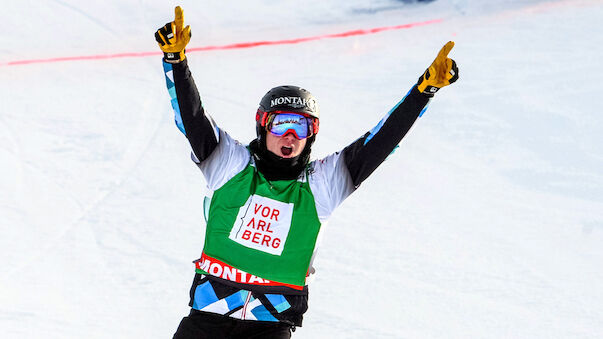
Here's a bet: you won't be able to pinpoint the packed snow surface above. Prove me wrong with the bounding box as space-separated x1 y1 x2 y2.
1 0 602 338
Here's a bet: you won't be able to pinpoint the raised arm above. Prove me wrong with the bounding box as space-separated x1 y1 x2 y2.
343 41 459 188
156 6 219 162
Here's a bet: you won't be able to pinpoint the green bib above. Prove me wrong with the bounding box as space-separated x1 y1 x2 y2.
199 164 322 287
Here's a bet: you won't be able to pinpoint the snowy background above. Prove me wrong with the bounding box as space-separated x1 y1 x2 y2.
1 0 602 338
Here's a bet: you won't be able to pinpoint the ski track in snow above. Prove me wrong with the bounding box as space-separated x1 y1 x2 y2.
2 67 165 280
50 0 117 35
0 114 25 207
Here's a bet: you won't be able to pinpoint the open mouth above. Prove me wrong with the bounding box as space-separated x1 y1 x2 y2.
281 146 293 156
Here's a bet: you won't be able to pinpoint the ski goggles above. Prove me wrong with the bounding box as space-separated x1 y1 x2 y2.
257 111 319 140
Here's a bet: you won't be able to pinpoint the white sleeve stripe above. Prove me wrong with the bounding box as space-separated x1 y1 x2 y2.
206 112 220 143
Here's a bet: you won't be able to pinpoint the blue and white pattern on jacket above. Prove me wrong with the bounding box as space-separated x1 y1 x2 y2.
163 61 186 135
192 281 292 322
364 86 429 145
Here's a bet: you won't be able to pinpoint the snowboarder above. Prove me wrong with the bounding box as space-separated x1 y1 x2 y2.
156 6 458 339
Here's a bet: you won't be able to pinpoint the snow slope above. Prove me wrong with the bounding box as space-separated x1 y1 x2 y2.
1 0 602 338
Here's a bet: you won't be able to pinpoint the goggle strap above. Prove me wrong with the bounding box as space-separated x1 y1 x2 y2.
256 110 270 128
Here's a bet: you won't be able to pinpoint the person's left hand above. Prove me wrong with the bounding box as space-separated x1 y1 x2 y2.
417 41 459 96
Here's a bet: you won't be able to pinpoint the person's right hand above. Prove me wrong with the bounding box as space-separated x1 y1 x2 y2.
155 6 191 63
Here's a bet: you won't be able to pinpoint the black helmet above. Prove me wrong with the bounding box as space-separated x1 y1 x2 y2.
251 86 319 179
255 85 319 138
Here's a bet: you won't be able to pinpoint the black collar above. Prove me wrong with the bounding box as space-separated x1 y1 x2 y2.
249 139 311 181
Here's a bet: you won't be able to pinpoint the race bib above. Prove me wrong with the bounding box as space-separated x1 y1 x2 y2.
229 195 294 256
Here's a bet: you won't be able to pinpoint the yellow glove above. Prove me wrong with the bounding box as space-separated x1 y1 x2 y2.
155 6 191 62
417 41 459 96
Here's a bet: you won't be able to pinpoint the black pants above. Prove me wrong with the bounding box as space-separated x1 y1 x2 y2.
173 309 293 339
